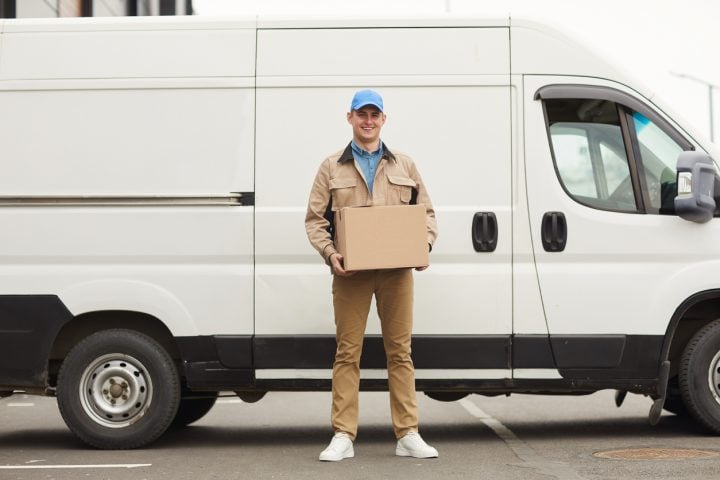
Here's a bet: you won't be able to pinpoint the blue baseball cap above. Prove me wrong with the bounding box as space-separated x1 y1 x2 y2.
350 89 384 112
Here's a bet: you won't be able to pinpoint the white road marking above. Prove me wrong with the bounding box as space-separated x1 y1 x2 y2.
0 464 151 470
216 399 244 404
459 398 588 480
6 403 34 407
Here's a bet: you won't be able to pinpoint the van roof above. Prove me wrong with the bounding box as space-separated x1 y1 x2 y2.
0 14 651 101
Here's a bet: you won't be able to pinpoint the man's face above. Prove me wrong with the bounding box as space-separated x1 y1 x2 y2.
347 106 386 146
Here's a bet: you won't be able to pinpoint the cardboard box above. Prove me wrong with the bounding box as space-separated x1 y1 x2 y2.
336 205 429 271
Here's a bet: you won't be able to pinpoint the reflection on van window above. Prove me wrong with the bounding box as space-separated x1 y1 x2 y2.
546 99 637 212
632 112 683 214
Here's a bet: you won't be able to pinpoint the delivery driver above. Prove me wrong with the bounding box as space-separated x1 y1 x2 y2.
305 89 439 461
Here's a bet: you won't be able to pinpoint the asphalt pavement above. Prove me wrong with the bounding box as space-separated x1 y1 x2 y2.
1 389 719 479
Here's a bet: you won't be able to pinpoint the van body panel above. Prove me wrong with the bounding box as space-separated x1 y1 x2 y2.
510 19 651 99
255 81 512 339
257 27 509 77
0 20 256 79
0 207 254 337
0 295 73 388
0 87 255 195
256 16 510 29
523 75 720 338
509 75 549 337
253 26 513 381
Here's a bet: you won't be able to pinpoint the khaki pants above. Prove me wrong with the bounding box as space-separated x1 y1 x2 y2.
331 268 418 440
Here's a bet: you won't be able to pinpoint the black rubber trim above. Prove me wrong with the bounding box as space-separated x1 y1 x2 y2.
172 333 664 392
513 335 555 368
237 192 255 206
551 335 626 368
253 335 511 369
0 0 17 18
214 335 253 369
80 0 92 16
176 336 219 363
555 335 663 380
252 378 658 396
534 84 693 151
0 295 73 388
177 333 662 373
176 336 253 389
183 361 253 390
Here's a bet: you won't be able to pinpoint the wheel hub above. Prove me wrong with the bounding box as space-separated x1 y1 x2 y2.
79 354 153 428
710 350 720 405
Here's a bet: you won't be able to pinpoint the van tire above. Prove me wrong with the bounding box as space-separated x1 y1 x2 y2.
56 329 180 449
172 393 218 427
679 319 720 433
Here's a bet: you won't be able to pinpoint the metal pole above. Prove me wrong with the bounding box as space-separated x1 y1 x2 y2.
670 72 719 143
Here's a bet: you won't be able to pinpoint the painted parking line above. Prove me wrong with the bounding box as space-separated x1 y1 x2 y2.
216 399 244 404
459 398 588 480
6 403 34 407
0 464 151 470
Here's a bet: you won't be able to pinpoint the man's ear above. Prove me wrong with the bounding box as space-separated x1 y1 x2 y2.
347 111 353 124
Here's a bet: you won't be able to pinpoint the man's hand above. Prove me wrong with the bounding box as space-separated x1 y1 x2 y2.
416 243 432 270
330 253 355 276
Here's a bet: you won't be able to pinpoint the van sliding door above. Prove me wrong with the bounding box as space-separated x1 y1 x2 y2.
253 25 514 386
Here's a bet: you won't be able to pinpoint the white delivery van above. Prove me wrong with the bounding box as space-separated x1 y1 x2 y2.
1 14 720 449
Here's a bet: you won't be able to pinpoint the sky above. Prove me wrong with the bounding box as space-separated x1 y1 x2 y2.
192 0 720 144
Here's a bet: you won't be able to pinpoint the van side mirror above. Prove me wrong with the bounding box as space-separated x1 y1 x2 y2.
674 152 720 223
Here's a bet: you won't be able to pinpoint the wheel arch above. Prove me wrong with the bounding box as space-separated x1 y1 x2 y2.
661 289 720 373
48 310 181 387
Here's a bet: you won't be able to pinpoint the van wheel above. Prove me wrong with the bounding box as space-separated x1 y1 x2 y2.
172 392 218 427
56 329 180 449
424 391 469 402
679 319 720 433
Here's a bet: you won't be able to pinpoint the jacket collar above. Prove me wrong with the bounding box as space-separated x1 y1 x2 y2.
338 141 396 164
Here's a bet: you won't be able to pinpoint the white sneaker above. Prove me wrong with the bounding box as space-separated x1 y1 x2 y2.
319 432 354 462
396 431 439 458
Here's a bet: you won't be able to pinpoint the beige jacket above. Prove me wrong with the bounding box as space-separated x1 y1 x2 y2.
305 142 438 263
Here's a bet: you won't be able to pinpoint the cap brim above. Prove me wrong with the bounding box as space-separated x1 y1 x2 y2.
352 102 383 111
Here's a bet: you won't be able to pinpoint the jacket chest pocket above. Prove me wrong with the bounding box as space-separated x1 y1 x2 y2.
387 175 417 204
329 177 359 210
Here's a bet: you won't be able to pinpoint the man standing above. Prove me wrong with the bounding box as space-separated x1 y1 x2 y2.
305 89 439 462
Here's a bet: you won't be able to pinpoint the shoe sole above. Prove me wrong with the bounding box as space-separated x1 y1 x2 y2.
319 450 355 462
395 446 438 458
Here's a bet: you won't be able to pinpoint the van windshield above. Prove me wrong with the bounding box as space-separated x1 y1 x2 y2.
632 112 683 214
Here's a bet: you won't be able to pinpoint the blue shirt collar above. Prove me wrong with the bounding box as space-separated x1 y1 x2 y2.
351 139 383 157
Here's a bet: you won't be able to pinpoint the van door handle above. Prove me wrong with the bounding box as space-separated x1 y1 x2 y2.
471 212 497 252
541 212 567 252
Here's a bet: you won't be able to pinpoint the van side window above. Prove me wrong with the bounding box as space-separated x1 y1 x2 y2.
632 112 683 214
545 99 637 212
